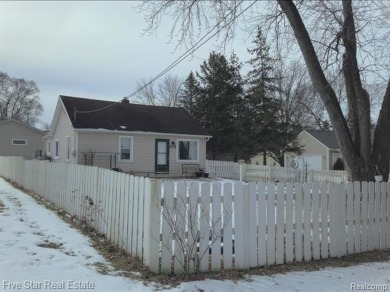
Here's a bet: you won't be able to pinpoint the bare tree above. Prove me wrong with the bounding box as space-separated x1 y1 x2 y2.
134 74 183 107
139 1 390 181
0 72 43 126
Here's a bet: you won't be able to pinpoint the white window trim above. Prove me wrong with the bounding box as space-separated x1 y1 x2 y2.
54 139 60 159
47 141 51 155
119 136 134 162
176 139 200 162
12 139 27 145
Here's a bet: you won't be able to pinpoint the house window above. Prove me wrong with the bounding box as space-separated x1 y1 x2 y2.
66 136 71 160
12 139 27 145
47 141 51 154
177 139 199 161
55 139 59 159
119 136 133 161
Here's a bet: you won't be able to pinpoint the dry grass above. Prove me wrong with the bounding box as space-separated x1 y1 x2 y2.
4 178 390 287
0 199 5 212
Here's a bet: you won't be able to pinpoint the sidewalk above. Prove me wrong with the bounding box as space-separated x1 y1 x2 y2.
0 177 389 292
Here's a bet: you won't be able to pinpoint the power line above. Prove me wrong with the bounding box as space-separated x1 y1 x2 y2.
74 1 256 117
126 0 257 100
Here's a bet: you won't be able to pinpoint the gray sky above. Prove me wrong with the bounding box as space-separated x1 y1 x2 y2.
0 1 250 129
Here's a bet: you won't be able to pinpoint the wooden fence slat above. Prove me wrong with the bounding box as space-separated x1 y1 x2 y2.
132 177 140 255
303 184 312 261
368 182 375 251
199 182 211 272
380 182 387 249
186 182 200 274
234 182 250 269
312 183 320 260
144 179 161 273
285 183 294 263
266 183 276 265
346 182 354 254
137 177 145 258
374 182 381 249
173 182 186 274
276 182 285 265
361 181 369 252
320 183 329 259
257 183 267 266
248 182 258 267
354 182 362 253
222 182 233 270
211 183 222 271
161 181 174 274
294 183 303 262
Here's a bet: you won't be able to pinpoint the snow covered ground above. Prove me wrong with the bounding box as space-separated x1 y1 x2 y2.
1 177 389 292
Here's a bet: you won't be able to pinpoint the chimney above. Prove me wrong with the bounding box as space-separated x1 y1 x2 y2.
121 97 129 104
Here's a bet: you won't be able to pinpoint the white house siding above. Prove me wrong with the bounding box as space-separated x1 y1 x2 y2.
0 120 45 159
286 131 328 170
77 131 207 175
47 108 77 163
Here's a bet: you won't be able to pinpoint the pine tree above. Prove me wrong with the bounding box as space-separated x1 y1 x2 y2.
245 27 281 164
194 51 245 159
178 71 200 117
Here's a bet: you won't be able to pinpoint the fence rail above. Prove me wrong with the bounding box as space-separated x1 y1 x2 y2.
206 159 348 183
0 156 388 275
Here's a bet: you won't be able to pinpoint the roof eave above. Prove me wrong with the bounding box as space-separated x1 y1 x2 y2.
74 127 211 138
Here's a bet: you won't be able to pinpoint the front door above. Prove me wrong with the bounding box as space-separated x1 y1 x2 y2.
155 139 169 173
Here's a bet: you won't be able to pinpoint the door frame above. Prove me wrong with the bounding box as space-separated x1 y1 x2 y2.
155 139 170 173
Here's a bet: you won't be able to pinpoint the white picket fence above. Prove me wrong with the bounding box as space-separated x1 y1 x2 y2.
0 157 152 265
0 156 389 275
206 159 348 183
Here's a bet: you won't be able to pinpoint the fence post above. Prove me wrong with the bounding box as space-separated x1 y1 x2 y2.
143 179 161 273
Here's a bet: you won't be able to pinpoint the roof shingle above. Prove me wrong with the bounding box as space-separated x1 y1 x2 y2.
60 95 210 136
306 130 339 149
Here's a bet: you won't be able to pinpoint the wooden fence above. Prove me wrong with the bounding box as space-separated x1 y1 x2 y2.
206 159 348 183
0 157 389 275
0 157 152 265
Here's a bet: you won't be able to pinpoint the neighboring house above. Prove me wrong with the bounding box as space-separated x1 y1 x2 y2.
285 130 341 171
0 119 46 159
250 153 280 167
44 95 211 176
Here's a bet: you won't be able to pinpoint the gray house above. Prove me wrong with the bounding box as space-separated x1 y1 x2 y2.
45 95 211 176
0 119 46 159
285 130 342 171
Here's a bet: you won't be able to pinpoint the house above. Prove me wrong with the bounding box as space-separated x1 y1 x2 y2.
250 153 280 167
285 130 341 170
44 95 211 176
0 119 46 159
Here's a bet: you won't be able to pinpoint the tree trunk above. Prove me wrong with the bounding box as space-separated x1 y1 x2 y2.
341 0 371 169
277 0 368 181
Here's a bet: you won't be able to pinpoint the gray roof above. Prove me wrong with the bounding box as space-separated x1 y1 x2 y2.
306 130 340 149
60 95 210 136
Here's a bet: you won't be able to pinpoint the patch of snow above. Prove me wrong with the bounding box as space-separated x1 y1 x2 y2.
1 177 389 292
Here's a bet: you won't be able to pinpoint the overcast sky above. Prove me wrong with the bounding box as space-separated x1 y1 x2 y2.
0 1 251 129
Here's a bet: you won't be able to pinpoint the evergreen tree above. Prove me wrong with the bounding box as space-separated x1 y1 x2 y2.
194 51 245 160
178 71 200 117
245 27 280 164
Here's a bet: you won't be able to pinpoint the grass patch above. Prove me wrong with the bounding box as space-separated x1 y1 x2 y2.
0 199 5 212
37 241 63 249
